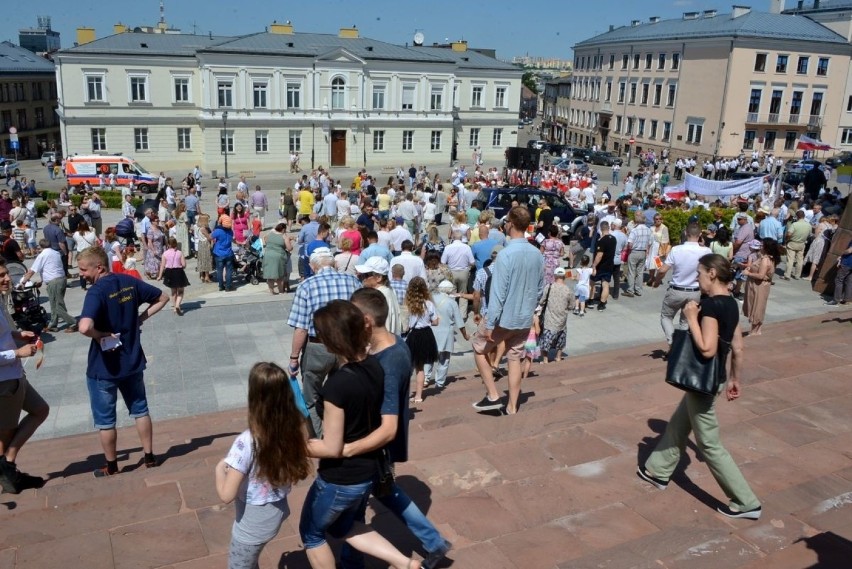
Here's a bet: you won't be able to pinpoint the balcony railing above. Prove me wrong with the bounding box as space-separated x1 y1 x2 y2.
745 113 822 127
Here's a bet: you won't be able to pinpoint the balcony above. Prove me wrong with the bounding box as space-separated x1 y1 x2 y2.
745 113 822 128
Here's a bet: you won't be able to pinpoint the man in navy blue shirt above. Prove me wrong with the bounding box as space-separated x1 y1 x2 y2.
77 246 169 478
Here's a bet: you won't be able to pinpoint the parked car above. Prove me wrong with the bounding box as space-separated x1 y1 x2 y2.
527 140 547 150
588 151 623 166
825 152 852 168
40 151 57 166
476 186 584 244
0 158 21 177
554 158 589 173
572 147 593 161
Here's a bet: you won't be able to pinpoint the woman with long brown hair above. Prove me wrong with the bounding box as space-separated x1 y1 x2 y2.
405 277 439 403
215 362 312 569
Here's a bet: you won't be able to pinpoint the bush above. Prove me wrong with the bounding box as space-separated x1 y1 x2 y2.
43 192 144 210
658 207 737 245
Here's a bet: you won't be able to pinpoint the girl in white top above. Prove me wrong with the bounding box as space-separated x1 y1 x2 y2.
573 255 593 317
215 363 312 569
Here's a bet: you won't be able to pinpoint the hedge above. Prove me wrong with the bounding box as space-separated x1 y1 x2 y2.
656 207 737 245
42 192 144 211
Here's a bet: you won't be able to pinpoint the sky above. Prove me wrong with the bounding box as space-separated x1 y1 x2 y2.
4 0 739 61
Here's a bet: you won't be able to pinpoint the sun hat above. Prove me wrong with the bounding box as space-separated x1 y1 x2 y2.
354 257 389 275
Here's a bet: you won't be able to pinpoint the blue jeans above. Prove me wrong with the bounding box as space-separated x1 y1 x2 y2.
612 172 619 185
340 480 447 569
86 372 149 430
299 475 373 549
214 254 235 290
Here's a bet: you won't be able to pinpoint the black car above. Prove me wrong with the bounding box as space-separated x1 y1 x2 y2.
825 152 852 168
475 186 585 243
572 147 593 161
588 151 623 166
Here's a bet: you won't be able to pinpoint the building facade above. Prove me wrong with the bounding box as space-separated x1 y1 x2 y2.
54 24 522 174
0 41 60 158
567 6 849 161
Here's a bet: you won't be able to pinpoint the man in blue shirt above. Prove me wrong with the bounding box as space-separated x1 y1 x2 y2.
471 207 544 415
296 213 320 279
757 209 784 243
77 246 169 478
470 225 500 270
359 231 394 264
210 215 236 291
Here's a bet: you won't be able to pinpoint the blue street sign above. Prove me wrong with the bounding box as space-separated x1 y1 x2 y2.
9 140 19 150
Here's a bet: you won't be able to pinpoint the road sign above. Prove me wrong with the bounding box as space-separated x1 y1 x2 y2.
8 127 16 134
9 140 19 150
629 137 635 145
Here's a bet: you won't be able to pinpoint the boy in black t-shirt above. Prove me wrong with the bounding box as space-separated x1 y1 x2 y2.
590 221 617 311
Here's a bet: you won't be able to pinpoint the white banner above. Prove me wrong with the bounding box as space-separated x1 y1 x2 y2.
682 173 765 197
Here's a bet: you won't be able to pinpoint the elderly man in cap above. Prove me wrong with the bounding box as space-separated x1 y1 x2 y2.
425 280 469 389
354 256 401 336
287 247 361 437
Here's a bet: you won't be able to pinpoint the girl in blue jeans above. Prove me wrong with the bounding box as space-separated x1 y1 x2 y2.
300 300 420 569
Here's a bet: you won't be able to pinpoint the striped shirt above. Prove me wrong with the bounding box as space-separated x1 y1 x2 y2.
286 267 361 336
389 278 408 305
627 224 652 251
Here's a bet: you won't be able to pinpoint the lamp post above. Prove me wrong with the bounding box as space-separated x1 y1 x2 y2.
222 111 229 178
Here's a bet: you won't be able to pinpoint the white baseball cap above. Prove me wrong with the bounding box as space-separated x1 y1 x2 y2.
354 257 390 275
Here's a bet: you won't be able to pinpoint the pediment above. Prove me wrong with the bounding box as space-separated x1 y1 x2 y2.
316 48 365 65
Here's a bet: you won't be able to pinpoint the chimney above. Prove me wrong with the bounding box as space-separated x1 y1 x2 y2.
76 27 96 45
631 19 641 27
769 0 785 13
731 5 752 18
683 11 700 19
703 9 718 17
649 16 661 23
269 20 294 34
797 0 803 7
114 23 127 34
814 0 821 7
608 24 615 31
451 40 468 52
338 26 359 39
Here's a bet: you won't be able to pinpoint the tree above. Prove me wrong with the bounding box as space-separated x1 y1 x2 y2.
522 71 538 94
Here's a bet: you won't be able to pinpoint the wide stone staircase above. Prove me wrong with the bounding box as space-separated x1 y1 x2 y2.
2 309 852 568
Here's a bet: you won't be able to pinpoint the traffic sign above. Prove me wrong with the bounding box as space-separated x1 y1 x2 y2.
9 140 19 150
8 127 16 134
629 137 635 145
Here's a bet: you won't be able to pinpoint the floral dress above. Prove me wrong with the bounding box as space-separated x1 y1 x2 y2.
541 237 564 286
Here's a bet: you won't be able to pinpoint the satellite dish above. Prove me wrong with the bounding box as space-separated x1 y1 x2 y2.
413 31 424 46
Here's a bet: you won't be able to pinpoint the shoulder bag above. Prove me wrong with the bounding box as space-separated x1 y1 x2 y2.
620 242 633 263
538 284 552 324
665 329 729 396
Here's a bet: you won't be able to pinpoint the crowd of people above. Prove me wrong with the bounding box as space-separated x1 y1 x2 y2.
0 152 849 568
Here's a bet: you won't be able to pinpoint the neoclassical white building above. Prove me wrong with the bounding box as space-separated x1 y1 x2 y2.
54 23 522 175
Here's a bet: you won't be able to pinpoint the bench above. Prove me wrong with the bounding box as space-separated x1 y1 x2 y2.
381 166 397 174
239 170 256 179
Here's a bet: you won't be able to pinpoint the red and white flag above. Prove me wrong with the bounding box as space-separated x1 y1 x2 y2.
796 135 832 151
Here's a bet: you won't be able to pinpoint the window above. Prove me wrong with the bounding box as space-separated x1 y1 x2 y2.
609 54 615 70
662 121 671 141
177 128 191 151
666 84 677 106
784 131 797 151
754 53 767 72
16 110 27 131
402 130 414 151
842 129 852 145
285 82 301 109
743 131 756 149
255 130 268 153
671 53 680 70
621 54 629 69
217 81 233 108
769 89 783 119
253 82 268 109
469 127 480 147
220 130 234 153
645 53 652 69
637 118 645 137
492 128 502 147
764 130 777 150
626 117 634 135
650 120 658 139
331 77 345 110
431 130 442 151
658 53 666 70
791 91 803 118
776 55 788 73
605 81 612 102
748 88 762 114
848 96 852 112
289 130 302 152
495 86 507 108
817 57 829 76
797 56 809 74
401 84 415 110
629 82 637 104
633 53 640 69
133 128 149 151
85 75 105 102
0 111 10 132
471 85 483 107
31 82 43 101
371 84 385 110
173 77 190 102
618 82 626 103
810 92 823 117
431 85 444 110
641 83 649 105
34 108 44 129
615 115 622 133
653 84 662 106
129 75 148 102
687 123 703 144
372 130 385 151
91 128 106 152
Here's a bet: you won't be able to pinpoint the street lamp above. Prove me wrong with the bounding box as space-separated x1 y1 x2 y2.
222 111 229 179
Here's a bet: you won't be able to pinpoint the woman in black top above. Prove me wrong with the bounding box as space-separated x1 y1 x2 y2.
299 300 421 569
637 254 762 520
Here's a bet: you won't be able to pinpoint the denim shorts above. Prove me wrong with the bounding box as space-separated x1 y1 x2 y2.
298 475 373 549
86 372 149 430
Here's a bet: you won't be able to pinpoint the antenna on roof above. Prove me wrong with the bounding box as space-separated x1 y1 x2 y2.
159 0 165 25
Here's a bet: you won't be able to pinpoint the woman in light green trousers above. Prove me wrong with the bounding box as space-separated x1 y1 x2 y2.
638 253 762 520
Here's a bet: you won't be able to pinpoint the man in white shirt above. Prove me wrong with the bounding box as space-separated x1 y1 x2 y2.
236 176 248 195
19 239 77 332
388 218 413 254
321 189 338 220
391 240 426 281
336 190 350 223
165 182 176 212
582 185 596 213
650 223 712 349
442 230 476 315
397 194 418 235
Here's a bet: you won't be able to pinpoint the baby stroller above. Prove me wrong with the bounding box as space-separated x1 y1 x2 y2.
115 217 138 246
235 235 264 285
5 263 49 333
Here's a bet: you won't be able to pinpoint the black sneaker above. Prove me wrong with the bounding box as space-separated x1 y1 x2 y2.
597 302 607 311
636 467 668 490
716 504 762 520
825 300 839 306
0 457 44 494
472 395 503 412
422 541 452 569
586 300 598 308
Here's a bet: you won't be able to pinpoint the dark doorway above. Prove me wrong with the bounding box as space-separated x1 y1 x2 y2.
331 130 347 166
